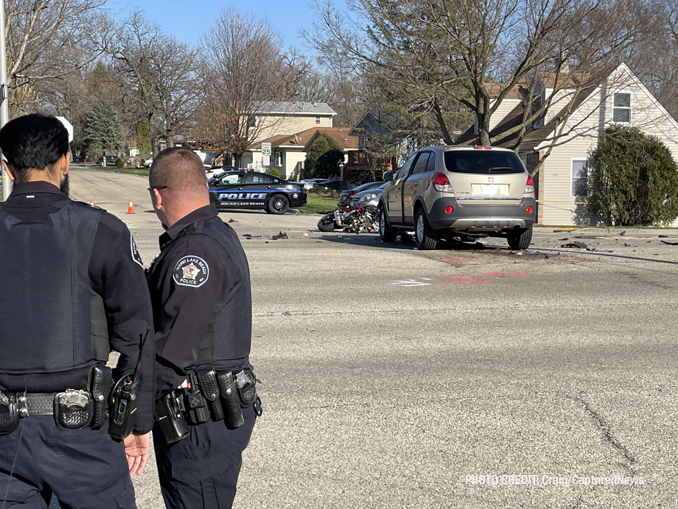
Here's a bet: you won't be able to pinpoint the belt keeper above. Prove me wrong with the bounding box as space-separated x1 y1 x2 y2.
17 393 29 418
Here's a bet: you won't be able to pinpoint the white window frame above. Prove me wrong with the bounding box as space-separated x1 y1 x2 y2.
611 91 632 124
315 116 321 124
530 87 546 129
570 158 589 197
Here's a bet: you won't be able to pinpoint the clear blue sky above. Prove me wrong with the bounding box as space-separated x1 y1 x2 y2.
104 0 321 49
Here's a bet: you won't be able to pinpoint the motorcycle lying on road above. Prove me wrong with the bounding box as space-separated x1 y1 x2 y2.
317 203 380 234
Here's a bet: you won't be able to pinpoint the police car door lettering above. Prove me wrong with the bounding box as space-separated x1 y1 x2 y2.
217 192 266 201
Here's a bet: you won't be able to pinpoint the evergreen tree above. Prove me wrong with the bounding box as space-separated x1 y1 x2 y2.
587 125 678 226
83 97 125 159
305 134 344 179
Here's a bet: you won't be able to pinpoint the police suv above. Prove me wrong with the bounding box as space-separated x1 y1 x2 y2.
208 171 307 214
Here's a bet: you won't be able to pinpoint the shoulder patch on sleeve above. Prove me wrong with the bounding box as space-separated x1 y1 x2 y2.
131 233 144 268
173 255 209 288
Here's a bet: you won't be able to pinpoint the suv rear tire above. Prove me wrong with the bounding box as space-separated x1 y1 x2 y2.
507 227 533 250
415 209 438 250
379 207 397 242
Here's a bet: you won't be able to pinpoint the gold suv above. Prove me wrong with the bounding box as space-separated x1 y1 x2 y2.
379 146 536 250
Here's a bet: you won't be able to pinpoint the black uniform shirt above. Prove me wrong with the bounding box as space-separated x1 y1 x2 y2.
147 204 252 398
0 182 155 433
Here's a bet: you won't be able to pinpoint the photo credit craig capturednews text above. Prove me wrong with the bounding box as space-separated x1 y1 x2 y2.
464 474 645 486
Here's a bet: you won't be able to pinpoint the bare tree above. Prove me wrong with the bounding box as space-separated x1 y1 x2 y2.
626 0 678 119
305 0 654 151
5 0 109 115
194 9 295 165
109 10 199 154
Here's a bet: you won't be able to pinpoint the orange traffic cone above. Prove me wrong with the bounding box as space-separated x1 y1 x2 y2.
127 199 135 214
90 199 94 207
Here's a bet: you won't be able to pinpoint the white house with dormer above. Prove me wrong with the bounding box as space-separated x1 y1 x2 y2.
457 63 678 225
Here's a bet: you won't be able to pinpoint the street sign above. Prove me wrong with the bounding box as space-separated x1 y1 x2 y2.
261 143 272 156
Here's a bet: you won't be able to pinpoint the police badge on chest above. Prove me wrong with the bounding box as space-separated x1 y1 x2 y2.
173 256 209 288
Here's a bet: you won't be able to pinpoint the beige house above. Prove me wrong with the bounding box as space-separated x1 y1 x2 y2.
239 102 337 171
457 63 678 225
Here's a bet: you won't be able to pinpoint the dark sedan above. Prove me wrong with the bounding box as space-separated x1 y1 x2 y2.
208 171 306 214
320 180 355 191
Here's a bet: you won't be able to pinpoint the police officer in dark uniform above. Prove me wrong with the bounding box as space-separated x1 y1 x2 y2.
146 147 259 509
0 114 155 508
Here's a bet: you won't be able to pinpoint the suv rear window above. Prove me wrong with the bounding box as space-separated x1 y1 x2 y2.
444 150 525 174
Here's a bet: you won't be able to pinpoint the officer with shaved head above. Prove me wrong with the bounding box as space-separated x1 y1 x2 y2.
146 147 260 509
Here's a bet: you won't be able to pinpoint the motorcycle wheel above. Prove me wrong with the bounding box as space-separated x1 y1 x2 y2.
318 213 337 232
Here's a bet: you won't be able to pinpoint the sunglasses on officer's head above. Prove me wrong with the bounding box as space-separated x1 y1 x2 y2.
147 186 168 191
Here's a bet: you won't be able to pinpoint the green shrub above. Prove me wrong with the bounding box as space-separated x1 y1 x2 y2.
266 168 281 177
587 125 678 226
115 158 125 168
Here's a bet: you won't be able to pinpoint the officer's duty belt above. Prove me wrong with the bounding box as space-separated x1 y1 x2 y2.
1 392 56 416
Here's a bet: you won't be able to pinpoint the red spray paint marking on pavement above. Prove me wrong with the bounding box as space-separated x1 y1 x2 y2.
479 272 528 277
444 258 475 263
445 276 492 283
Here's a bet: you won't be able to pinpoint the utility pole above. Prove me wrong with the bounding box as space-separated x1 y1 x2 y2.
0 1 10 201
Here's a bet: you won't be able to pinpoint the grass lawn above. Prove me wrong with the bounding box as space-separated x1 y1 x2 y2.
92 165 149 177
296 194 338 215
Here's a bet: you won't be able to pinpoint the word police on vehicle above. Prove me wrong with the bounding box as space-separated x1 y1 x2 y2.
208 170 306 214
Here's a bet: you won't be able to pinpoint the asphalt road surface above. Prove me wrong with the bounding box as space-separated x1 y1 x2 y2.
61 166 678 508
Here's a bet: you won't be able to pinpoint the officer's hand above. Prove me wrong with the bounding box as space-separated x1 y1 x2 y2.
123 432 150 477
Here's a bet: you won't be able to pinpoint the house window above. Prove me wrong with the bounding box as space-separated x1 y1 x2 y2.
248 116 257 128
315 116 321 124
571 160 588 196
613 93 631 123
530 88 545 129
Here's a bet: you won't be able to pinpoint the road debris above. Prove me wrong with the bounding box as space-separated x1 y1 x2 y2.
228 218 238 223
560 242 588 249
271 231 288 240
660 240 678 246
272 311 303 316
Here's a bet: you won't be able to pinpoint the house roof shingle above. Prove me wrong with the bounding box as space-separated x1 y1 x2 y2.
251 101 337 116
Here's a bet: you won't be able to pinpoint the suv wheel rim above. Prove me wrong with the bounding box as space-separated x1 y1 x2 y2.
416 215 424 242
380 211 386 233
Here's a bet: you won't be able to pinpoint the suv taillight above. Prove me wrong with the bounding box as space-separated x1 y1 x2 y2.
433 172 453 193
524 175 534 195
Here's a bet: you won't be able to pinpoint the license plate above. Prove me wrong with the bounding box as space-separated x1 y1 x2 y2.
472 184 509 196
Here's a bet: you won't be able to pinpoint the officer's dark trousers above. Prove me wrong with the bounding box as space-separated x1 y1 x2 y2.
0 416 136 508
153 404 256 509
